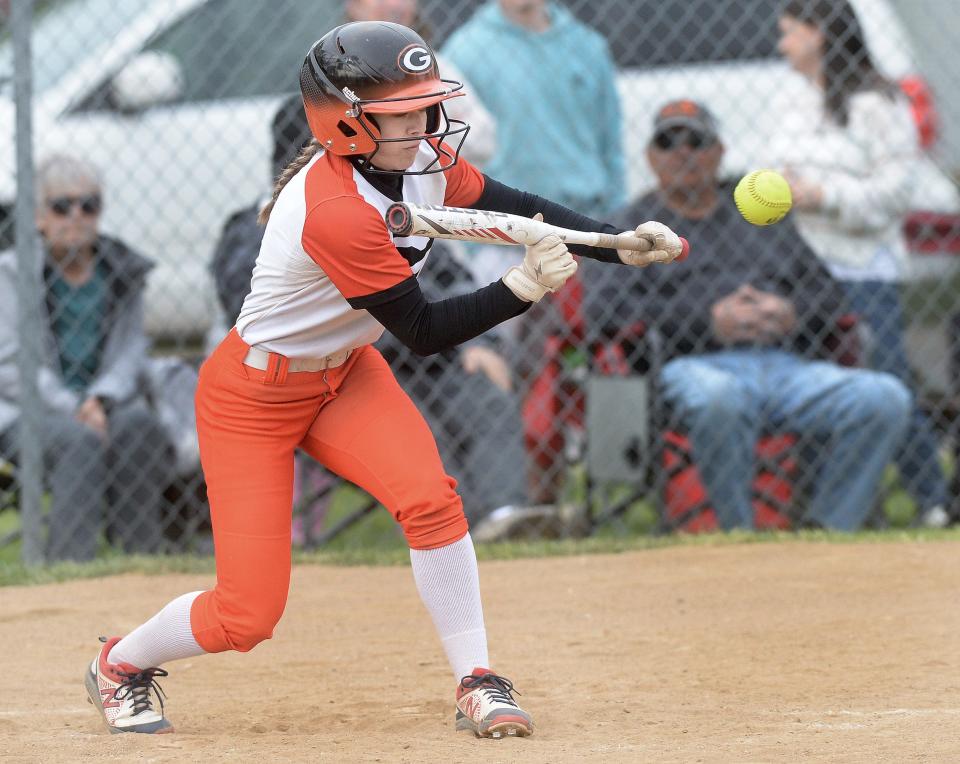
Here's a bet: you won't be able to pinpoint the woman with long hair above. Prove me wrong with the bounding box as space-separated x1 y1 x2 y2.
773 0 950 529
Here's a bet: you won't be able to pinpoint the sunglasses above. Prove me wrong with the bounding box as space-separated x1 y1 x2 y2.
47 194 102 217
651 128 715 151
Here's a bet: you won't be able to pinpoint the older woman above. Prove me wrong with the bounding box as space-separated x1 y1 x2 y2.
0 153 173 561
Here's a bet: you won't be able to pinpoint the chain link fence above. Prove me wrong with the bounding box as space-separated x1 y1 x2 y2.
2 0 959 563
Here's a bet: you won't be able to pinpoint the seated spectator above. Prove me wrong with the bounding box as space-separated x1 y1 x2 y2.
374 239 557 539
0 153 173 561
582 101 911 531
211 94 555 543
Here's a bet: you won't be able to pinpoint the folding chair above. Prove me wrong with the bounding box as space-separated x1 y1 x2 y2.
583 316 865 534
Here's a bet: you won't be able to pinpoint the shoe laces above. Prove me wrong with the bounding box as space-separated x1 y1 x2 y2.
459 672 521 707
114 667 169 717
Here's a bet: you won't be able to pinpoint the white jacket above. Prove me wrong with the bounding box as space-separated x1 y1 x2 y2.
768 81 918 280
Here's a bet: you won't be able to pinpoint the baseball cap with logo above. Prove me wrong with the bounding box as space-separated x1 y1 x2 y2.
651 100 719 143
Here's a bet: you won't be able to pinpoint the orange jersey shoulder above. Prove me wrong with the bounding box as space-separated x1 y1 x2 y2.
301 153 413 300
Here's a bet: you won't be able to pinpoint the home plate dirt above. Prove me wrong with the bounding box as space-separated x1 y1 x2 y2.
2 539 958 762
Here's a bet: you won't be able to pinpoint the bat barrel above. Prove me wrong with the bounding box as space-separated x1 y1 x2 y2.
386 202 413 237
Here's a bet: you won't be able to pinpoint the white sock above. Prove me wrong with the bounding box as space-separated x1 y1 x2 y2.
410 533 489 683
108 591 207 669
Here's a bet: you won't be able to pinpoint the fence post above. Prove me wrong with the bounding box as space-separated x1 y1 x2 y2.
12 0 44 566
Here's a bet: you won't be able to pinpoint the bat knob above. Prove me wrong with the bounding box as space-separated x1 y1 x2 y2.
386 203 413 237
676 237 690 262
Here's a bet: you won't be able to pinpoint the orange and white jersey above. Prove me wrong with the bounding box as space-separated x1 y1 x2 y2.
236 142 484 358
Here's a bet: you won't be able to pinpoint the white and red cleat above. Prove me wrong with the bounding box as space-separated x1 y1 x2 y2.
455 668 533 739
84 636 173 734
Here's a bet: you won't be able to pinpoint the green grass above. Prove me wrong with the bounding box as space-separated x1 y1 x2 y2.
0 508 20 565
2 521 958 587
1 456 957 587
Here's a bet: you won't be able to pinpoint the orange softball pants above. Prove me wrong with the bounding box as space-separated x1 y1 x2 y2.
190 329 467 653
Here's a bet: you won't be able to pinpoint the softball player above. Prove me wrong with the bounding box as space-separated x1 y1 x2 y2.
84 21 683 739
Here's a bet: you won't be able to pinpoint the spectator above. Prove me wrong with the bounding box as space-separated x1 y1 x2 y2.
442 0 624 216
0 153 173 561
582 100 911 531
443 0 626 503
771 0 951 528
375 239 562 541
344 0 497 167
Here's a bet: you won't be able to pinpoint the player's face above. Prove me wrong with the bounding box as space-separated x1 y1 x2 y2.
777 15 824 78
37 179 102 255
369 108 429 170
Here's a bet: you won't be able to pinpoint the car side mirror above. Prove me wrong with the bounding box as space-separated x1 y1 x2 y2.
110 51 183 113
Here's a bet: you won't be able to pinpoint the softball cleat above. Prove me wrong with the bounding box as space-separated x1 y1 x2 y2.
455 668 532 739
85 636 174 734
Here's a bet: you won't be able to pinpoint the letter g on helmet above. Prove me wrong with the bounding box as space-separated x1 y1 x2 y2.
399 44 433 74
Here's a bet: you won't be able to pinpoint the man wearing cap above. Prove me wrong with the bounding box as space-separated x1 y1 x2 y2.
581 100 911 532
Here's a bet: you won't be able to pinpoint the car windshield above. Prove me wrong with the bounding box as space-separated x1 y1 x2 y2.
0 0 143 93
426 0 782 68
578 0 783 68
144 0 340 102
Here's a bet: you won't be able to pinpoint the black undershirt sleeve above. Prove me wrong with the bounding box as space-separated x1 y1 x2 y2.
345 173 625 356
474 176 623 264
350 275 530 357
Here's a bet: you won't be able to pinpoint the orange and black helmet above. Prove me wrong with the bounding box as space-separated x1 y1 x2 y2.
300 22 468 174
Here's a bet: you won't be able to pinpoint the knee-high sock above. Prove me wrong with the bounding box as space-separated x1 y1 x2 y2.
409 532 489 682
109 591 207 668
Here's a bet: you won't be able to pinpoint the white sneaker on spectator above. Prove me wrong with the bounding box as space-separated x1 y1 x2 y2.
470 505 566 543
919 504 950 529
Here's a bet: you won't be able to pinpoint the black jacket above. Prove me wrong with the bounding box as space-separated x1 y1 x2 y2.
210 202 263 326
582 185 850 361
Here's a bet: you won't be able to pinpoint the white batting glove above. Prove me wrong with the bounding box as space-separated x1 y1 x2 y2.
617 221 684 267
502 214 578 302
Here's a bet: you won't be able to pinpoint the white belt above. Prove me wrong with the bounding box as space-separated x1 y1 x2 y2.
243 346 351 372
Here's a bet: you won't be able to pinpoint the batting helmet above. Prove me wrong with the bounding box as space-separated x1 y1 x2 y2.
300 21 468 174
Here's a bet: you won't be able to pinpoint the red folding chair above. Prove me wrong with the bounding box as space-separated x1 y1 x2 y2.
584 316 863 534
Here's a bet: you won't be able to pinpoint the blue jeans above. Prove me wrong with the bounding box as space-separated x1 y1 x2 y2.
0 399 173 561
661 349 910 531
842 280 948 512
399 361 528 522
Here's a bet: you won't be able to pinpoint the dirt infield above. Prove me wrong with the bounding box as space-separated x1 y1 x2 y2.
3 539 959 762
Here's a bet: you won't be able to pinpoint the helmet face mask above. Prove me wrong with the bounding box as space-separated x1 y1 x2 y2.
300 22 470 175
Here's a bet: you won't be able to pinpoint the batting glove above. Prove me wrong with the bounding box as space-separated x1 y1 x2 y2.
502 214 578 302
617 221 684 267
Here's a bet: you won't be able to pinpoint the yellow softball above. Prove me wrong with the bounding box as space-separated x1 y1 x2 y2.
734 169 793 226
